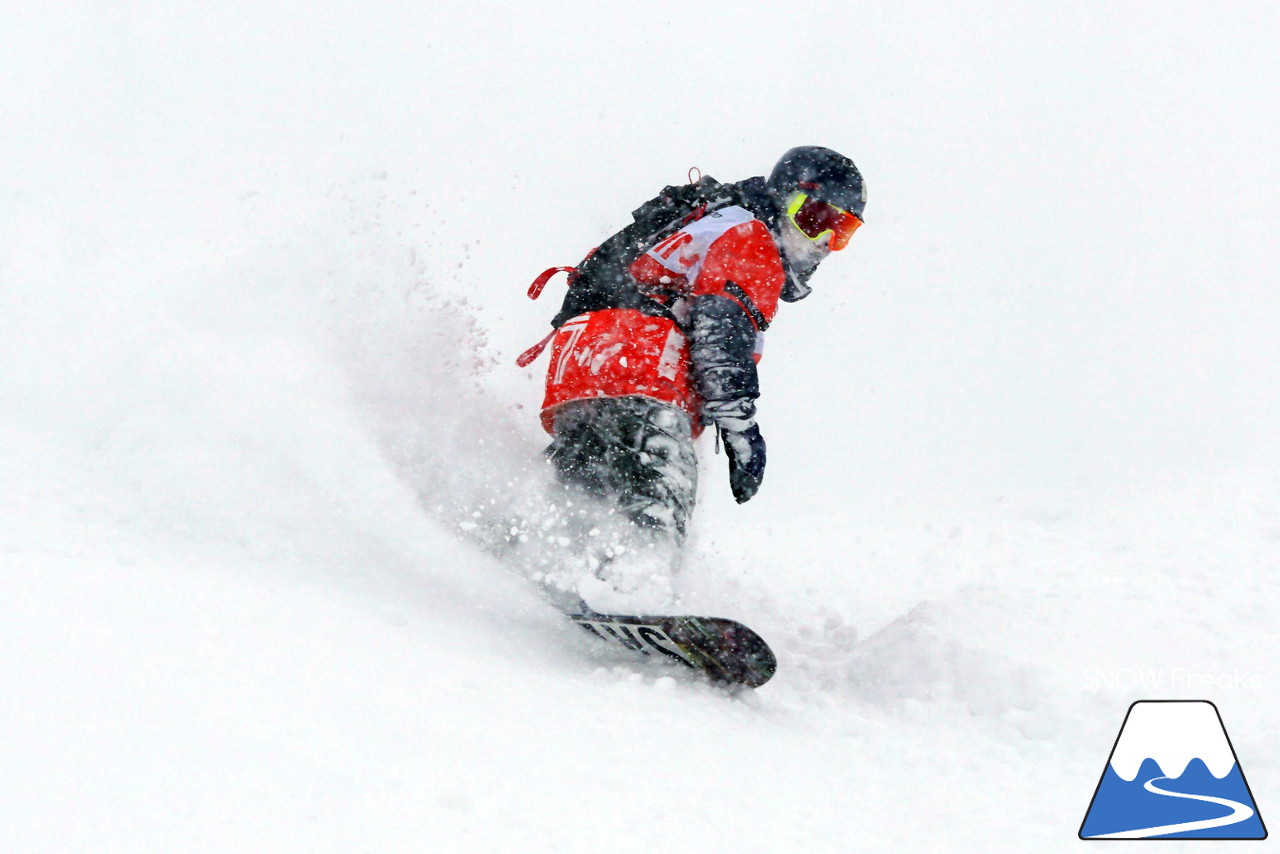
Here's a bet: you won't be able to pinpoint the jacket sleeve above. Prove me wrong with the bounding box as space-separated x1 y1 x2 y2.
688 293 759 431
685 219 784 431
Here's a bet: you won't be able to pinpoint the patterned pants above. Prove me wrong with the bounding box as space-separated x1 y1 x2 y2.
545 396 698 545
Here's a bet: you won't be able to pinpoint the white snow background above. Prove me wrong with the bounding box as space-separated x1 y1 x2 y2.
3 2 1279 850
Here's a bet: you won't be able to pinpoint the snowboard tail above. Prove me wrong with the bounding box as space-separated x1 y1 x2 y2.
567 609 777 688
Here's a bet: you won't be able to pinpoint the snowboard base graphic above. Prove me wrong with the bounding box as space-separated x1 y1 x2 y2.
566 608 777 689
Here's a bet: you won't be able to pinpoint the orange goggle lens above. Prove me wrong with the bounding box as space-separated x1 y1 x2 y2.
789 194 863 251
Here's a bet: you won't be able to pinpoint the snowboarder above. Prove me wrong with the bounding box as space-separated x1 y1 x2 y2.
523 146 865 597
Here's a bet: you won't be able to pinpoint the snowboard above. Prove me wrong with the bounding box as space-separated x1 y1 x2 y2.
566 606 777 689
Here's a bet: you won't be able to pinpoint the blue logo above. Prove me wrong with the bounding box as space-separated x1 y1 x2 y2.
1081 700 1266 839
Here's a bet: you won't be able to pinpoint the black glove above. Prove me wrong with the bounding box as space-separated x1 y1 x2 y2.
721 424 766 503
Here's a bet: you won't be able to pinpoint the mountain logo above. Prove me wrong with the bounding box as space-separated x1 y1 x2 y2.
1080 700 1266 840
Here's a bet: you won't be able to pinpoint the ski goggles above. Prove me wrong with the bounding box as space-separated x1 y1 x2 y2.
786 193 863 251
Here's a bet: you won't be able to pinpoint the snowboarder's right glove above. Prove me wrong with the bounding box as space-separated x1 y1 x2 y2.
722 423 766 503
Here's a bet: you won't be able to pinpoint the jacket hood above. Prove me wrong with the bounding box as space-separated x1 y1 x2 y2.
730 176 818 302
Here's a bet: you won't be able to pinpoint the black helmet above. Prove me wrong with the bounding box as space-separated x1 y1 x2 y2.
768 146 866 218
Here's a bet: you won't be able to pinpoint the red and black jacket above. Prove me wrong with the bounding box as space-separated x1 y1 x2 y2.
534 177 812 435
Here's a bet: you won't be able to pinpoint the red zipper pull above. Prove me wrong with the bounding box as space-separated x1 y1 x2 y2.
527 266 576 300
516 330 557 367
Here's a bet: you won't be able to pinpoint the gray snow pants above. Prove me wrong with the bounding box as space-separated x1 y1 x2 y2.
545 396 698 545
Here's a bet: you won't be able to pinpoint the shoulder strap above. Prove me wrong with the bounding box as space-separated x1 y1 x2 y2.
723 281 770 331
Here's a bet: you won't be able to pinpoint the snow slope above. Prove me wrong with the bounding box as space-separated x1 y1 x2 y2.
4 2 1279 851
